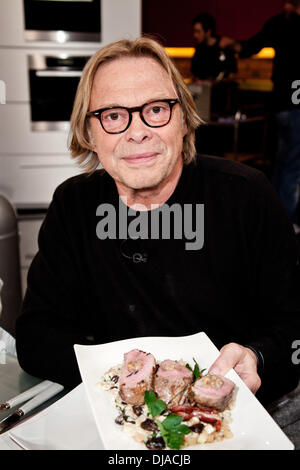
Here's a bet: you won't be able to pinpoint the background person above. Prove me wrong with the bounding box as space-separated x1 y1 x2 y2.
220 0 300 234
191 12 237 83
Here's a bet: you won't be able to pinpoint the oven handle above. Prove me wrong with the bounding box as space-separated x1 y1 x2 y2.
35 70 82 77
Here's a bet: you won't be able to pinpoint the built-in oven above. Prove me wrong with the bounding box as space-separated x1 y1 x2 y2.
23 0 101 43
28 54 90 131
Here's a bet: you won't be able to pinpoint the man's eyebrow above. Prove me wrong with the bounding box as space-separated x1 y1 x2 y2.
92 96 178 109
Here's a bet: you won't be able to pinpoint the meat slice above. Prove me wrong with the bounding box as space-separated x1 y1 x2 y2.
119 349 156 405
190 374 235 411
154 360 193 408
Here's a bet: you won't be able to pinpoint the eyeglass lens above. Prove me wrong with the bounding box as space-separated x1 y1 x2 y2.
100 101 172 133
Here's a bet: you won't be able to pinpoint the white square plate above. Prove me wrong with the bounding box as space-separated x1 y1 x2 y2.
74 331 294 450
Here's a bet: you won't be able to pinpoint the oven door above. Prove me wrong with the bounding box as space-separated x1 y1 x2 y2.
28 55 89 131
23 0 101 43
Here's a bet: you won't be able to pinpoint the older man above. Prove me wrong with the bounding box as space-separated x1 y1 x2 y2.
16 38 299 405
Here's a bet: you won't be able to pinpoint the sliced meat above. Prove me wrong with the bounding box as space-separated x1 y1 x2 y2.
154 360 193 407
119 349 156 405
190 374 235 411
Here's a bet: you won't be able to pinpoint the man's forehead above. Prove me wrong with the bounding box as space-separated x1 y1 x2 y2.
94 56 169 83
90 56 176 106
193 22 203 30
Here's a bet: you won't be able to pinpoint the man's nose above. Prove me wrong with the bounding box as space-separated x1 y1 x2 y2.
126 112 152 143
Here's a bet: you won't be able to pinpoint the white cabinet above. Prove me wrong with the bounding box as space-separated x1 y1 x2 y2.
0 155 81 206
0 0 25 47
0 104 72 154
0 49 29 102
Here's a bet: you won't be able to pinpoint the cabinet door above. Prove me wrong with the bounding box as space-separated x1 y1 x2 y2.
0 50 29 102
0 155 81 206
0 0 25 47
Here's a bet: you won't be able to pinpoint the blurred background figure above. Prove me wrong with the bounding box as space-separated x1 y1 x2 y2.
191 12 237 83
221 0 300 234
283 0 297 14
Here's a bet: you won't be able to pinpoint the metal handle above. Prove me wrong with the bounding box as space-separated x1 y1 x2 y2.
36 70 82 78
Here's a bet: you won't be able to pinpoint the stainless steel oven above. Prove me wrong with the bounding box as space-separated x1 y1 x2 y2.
28 54 90 131
23 0 101 43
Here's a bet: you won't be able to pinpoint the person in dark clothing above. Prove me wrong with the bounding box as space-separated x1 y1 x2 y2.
16 37 300 406
191 13 237 82
221 1 300 234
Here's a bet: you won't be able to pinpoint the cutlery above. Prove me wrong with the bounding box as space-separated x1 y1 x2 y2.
0 380 53 411
0 382 64 435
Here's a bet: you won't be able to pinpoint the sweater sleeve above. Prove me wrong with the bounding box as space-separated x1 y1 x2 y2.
16 184 93 389
244 171 300 403
239 17 276 58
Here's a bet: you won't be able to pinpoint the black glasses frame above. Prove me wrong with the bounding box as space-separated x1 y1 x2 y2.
86 98 180 134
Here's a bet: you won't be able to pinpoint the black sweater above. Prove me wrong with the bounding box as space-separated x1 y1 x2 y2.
16 155 300 404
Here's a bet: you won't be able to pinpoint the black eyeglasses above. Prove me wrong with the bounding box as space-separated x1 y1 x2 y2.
86 98 180 134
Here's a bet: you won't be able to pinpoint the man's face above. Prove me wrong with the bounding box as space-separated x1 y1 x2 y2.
283 1 295 15
88 57 187 193
193 22 208 44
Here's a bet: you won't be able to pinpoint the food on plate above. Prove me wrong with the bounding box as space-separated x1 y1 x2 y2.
99 349 236 449
119 349 156 405
190 374 236 411
154 359 193 407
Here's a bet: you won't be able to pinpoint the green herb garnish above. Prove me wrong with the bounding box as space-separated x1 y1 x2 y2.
144 392 192 449
144 390 166 418
156 414 191 450
186 358 206 382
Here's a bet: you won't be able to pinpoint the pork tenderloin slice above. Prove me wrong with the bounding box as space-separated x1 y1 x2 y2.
119 349 156 405
191 374 235 411
154 360 193 408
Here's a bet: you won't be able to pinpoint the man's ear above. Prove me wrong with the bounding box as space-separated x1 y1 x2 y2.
182 115 188 137
87 122 97 152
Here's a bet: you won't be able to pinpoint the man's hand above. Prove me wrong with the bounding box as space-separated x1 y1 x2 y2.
219 36 235 49
219 36 242 55
208 343 262 394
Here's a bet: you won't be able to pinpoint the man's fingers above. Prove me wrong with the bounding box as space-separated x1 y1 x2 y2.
208 343 243 376
208 343 261 394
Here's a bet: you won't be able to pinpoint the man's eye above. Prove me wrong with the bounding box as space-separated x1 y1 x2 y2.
151 106 163 114
107 112 121 121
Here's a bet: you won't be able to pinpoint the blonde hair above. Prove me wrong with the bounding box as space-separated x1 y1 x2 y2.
69 37 202 173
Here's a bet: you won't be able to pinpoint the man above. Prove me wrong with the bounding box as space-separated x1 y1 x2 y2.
221 1 300 234
191 13 237 82
16 37 299 406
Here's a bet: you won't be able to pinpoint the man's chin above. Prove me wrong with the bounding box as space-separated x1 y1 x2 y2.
119 171 166 192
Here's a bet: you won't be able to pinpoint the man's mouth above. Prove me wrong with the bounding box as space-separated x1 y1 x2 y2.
122 153 158 165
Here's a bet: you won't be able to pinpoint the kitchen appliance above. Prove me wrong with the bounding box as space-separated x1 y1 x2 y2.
28 53 90 131
23 0 101 43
